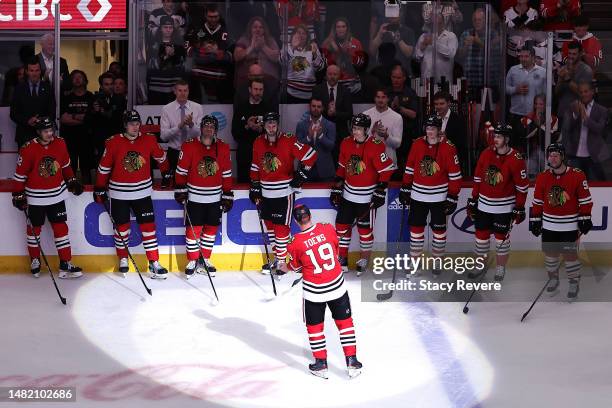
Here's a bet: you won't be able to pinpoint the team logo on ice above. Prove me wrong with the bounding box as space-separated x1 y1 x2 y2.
346 154 365 176
122 151 146 173
548 185 570 207
198 156 219 177
38 156 60 177
485 164 503 186
262 152 281 173
419 155 440 176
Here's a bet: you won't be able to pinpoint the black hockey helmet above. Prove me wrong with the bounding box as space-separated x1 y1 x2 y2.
263 112 280 123
546 142 565 161
200 114 219 131
493 123 513 138
123 110 141 127
351 113 371 129
423 114 442 131
36 116 55 132
293 203 311 224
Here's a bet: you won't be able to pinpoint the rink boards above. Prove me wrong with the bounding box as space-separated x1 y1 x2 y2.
0 186 610 272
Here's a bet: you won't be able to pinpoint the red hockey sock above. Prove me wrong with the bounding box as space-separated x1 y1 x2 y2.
357 226 373 254
114 223 130 259
474 229 490 258
26 225 42 260
307 323 327 359
185 225 203 261
200 225 218 259
273 224 291 259
431 229 447 258
263 220 276 253
335 317 357 357
494 231 510 266
140 222 159 261
409 225 425 257
336 223 351 258
51 222 71 262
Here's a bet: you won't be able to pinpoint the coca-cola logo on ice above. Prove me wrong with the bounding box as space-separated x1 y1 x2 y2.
0 1 126 29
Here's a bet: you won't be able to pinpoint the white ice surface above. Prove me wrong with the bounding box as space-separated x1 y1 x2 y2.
1 270 611 408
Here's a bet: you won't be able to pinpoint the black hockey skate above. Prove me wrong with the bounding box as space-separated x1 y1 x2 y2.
467 262 487 279
118 258 129 275
308 358 328 379
338 255 348 272
185 260 197 279
30 258 41 278
547 277 560 295
346 355 363 378
58 261 83 279
149 261 168 279
567 279 579 301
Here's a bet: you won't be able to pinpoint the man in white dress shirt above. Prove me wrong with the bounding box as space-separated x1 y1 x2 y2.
415 14 458 82
160 80 204 184
362 87 403 166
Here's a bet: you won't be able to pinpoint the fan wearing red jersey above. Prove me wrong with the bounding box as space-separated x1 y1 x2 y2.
399 115 462 277
174 115 233 279
93 110 171 279
249 112 317 274
287 204 362 379
330 113 396 276
467 124 529 282
529 143 592 301
12 117 84 279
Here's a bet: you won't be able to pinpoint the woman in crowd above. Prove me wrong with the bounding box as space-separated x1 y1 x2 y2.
234 16 280 88
321 17 365 96
521 94 559 176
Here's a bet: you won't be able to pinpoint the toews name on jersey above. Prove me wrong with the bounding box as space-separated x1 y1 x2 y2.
96 133 169 200
13 137 74 206
287 222 347 302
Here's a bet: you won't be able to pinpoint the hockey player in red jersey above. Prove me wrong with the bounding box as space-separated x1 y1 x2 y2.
287 204 362 379
399 115 462 277
467 124 529 281
93 110 171 279
330 113 396 275
249 112 317 274
529 143 592 300
12 117 84 278
174 115 233 279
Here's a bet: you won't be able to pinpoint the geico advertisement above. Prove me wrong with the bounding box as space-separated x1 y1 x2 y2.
0 187 608 256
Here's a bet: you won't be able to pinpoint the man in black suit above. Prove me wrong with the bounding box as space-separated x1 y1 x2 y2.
312 64 353 167
10 57 55 148
37 33 70 93
433 91 469 173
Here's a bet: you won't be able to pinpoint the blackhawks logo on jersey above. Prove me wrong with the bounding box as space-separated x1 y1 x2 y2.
485 165 503 186
346 154 366 176
262 152 281 173
291 55 310 72
548 185 570 207
38 156 60 177
122 151 146 173
419 155 440 176
197 156 219 177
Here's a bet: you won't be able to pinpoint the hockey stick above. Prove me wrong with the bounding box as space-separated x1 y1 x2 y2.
463 221 515 314
24 212 67 305
103 203 152 296
256 206 277 296
377 206 408 301
183 203 219 302
521 277 552 322
521 231 584 321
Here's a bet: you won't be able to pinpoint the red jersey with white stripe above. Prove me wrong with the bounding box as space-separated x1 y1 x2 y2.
175 138 232 203
13 137 74 206
531 167 592 232
402 136 462 203
562 32 603 70
472 147 528 214
250 132 317 198
336 136 395 204
95 133 169 200
540 0 581 31
287 222 347 303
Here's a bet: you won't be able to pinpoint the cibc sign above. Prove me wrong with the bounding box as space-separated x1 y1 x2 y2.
0 0 126 29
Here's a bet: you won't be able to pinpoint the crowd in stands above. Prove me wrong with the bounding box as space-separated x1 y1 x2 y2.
2 0 610 183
